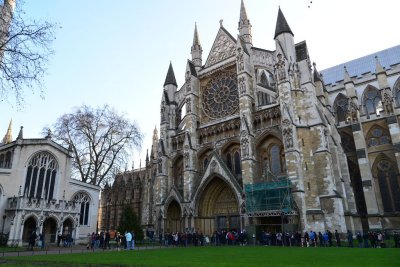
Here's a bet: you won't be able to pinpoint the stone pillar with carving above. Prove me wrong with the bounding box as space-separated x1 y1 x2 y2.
236 36 255 186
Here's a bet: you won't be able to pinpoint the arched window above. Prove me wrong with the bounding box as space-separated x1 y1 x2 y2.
73 192 91 226
366 126 391 147
363 86 382 115
334 94 348 124
270 145 282 175
223 145 241 178
173 156 184 192
226 153 232 171
234 151 241 175
260 71 269 87
394 78 400 107
374 157 400 212
24 152 58 200
258 141 286 181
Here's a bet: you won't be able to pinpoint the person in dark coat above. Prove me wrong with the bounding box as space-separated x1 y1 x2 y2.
335 230 341 247
28 231 37 251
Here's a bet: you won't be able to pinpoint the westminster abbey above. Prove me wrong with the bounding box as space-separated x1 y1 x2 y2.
99 1 400 237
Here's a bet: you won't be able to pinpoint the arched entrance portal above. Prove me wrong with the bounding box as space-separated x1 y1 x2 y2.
63 219 74 237
43 218 57 243
196 177 239 235
166 200 182 233
22 217 37 243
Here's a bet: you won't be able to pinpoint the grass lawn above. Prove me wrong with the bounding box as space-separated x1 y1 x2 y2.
3 246 400 267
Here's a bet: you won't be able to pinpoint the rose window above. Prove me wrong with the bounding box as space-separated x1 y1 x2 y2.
202 72 239 119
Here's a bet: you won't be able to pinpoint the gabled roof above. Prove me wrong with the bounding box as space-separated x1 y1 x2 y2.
204 26 237 68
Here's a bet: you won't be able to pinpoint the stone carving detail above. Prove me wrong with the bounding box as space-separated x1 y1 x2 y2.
184 145 190 168
241 137 249 157
320 128 329 149
289 63 301 89
210 160 218 172
238 76 246 95
382 91 393 114
185 71 191 92
283 127 293 148
157 153 162 173
160 101 166 122
236 48 244 72
186 98 191 113
346 99 359 123
253 50 274 67
274 54 286 82
206 33 236 67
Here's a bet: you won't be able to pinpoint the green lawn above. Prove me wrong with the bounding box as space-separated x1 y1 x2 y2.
3 246 400 267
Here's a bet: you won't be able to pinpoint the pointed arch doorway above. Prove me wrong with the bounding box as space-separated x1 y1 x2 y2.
196 177 239 235
166 200 182 233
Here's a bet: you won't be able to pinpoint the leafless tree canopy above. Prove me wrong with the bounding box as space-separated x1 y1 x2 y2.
0 0 56 106
49 105 143 186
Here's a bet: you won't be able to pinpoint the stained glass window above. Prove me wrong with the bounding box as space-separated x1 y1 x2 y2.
24 152 58 200
74 192 91 225
202 71 239 119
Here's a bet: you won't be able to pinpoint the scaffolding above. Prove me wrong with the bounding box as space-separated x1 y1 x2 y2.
245 174 296 217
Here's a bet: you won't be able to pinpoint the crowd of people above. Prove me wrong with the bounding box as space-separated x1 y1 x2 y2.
156 229 400 248
87 231 136 250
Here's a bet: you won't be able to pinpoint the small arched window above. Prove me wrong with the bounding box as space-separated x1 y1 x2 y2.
334 94 348 124
234 151 241 175
73 192 91 226
24 152 58 200
363 86 382 115
366 126 391 147
394 78 400 107
226 153 232 171
374 157 400 212
260 72 269 87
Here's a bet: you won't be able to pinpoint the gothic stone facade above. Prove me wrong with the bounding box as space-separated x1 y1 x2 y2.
99 3 400 236
0 132 100 246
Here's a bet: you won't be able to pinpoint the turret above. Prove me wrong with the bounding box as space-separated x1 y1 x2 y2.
274 7 295 62
163 62 178 103
238 0 252 45
191 23 202 70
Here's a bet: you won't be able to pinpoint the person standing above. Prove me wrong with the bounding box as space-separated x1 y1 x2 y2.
131 231 135 250
335 230 341 247
356 232 362 248
40 232 45 250
125 231 132 250
347 230 353 248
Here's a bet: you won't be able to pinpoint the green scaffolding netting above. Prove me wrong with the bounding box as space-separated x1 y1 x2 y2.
245 179 293 213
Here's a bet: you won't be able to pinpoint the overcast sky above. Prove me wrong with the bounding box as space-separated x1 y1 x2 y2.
1 0 399 168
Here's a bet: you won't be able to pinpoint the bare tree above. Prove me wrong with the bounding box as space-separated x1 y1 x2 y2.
0 0 56 105
48 105 143 186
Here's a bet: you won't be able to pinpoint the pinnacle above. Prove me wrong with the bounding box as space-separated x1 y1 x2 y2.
164 62 177 87
274 7 293 39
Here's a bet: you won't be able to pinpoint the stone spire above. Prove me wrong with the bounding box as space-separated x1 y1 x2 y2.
313 62 322 83
0 0 16 61
2 119 13 144
164 62 177 87
17 126 23 140
145 149 149 165
274 7 293 39
191 23 203 69
238 0 252 45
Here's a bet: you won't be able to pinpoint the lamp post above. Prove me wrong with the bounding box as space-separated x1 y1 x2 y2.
1 215 6 233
